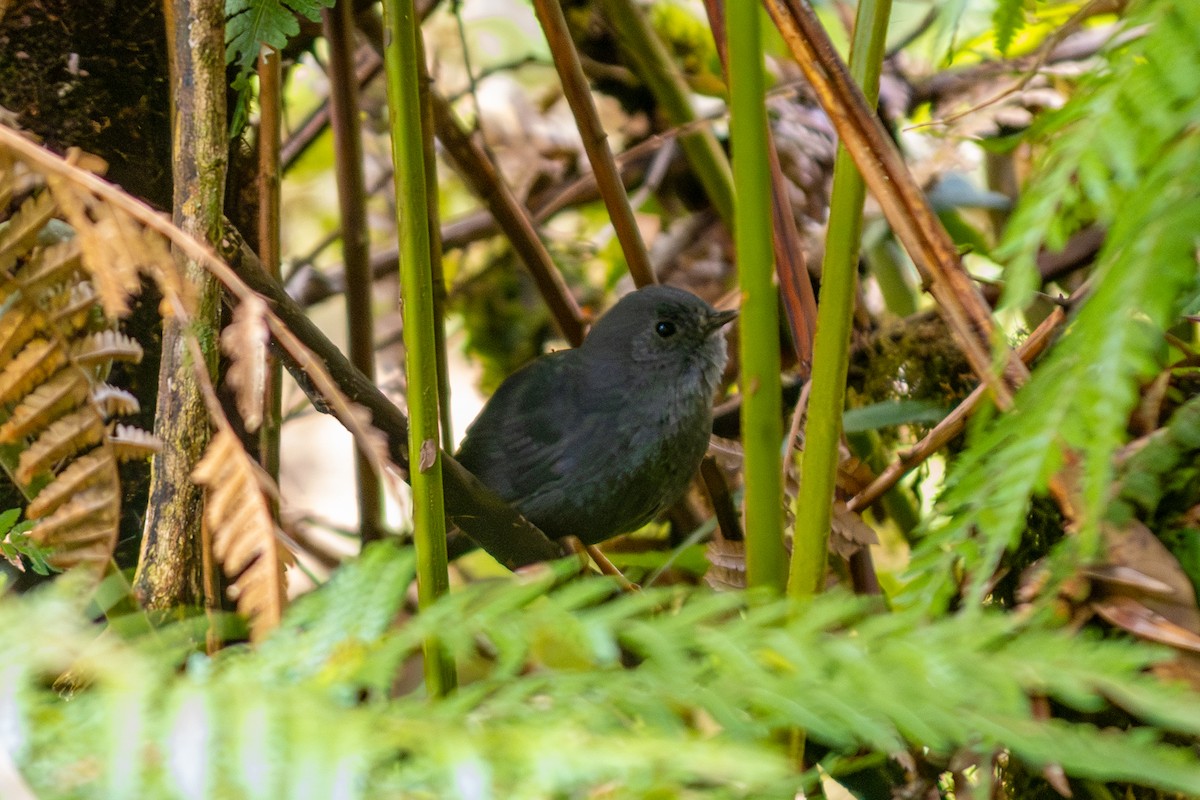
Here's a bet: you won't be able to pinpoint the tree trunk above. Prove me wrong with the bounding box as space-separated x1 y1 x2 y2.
132 0 226 610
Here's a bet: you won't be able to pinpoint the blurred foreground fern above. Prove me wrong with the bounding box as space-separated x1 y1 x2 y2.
6 542 1200 798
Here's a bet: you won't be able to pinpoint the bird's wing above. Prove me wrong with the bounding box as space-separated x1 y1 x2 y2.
455 352 596 504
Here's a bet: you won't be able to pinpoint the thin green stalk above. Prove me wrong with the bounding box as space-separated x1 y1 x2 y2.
414 28 455 452
324 0 382 543
596 0 735 227
728 3 786 592
380 0 455 694
788 0 892 599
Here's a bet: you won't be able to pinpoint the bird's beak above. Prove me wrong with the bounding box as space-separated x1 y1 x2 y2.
705 307 738 333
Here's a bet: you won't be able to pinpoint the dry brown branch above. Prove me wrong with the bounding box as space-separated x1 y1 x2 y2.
763 0 1027 405
430 90 587 346
703 0 818 366
531 0 656 288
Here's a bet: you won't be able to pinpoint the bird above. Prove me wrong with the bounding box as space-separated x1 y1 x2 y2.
454 284 736 550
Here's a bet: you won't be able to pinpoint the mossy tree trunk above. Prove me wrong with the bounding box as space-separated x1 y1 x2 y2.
132 0 226 611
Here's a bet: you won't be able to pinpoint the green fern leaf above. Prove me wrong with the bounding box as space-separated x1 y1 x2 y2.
993 0 1027 56
225 0 334 80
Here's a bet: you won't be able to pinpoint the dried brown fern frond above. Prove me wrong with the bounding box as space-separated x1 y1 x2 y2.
1 126 395 483
221 294 269 433
0 133 160 575
1 128 396 625
192 429 289 641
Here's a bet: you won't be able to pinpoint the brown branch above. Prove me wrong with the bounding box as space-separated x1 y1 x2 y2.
224 240 564 568
430 90 586 345
763 0 1027 406
284 147 663 308
134 0 226 612
257 46 284 485
0 125 565 569
703 0 817 366
530 0 657 288
324 0 382 541
280 48 383 172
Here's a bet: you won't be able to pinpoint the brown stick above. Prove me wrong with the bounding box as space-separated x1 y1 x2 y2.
530 0 657 288
703 0 818 366
763 0 1027 405
430 90 587 346
324 0 382 542
134 0 225 612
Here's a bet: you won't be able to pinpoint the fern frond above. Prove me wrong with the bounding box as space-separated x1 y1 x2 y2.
0 368 90 445
192 429 288 640
30 487 119 569
70 330 144 366
0 190 55 273
1001 0 1200 303
901 0 1200 614
16 405 105 484
992 0 1027 56
0 338 65 406
105 423 162 461
221 294 269 432
25 448 118 520
0 304 44 365
225 0 335 82
16 238 83 294
8 546 1200 797
0 140 161 575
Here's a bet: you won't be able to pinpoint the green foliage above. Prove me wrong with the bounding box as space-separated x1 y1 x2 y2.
0 507 54 576
992 0 1028 56
1111 394 1200 594
225 0 335 85
902 0 1200 614
9 543 1200 798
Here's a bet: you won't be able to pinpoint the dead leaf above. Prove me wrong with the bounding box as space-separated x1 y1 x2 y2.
221 294 270 432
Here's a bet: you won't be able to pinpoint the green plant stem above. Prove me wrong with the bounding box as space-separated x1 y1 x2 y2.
414 33 455 452
728 3 786 592
596 0 735 228
324 0 382 543
701 0 817 366
788 0 892 599
380 0 455 695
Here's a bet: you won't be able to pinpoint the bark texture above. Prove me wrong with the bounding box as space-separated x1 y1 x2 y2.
132 0 226 610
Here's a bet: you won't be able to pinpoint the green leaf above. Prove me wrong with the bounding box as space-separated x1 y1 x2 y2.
225 0 335 80
843 400 947 434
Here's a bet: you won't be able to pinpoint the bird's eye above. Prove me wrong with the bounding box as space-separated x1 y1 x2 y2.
655 320 677 338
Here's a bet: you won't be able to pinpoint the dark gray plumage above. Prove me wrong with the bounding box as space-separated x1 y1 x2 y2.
455 285 736 546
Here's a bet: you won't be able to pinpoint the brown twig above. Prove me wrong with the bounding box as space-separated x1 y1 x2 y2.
763 0 1027 406
257 46 285 486
430 89 586 345
280 47 383 172
0 126 566 569
703 0 817 366
530 0 657 288
285 147 663 308
325 0 382 542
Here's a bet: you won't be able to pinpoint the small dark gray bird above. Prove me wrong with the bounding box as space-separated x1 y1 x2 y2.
455 284 736 547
